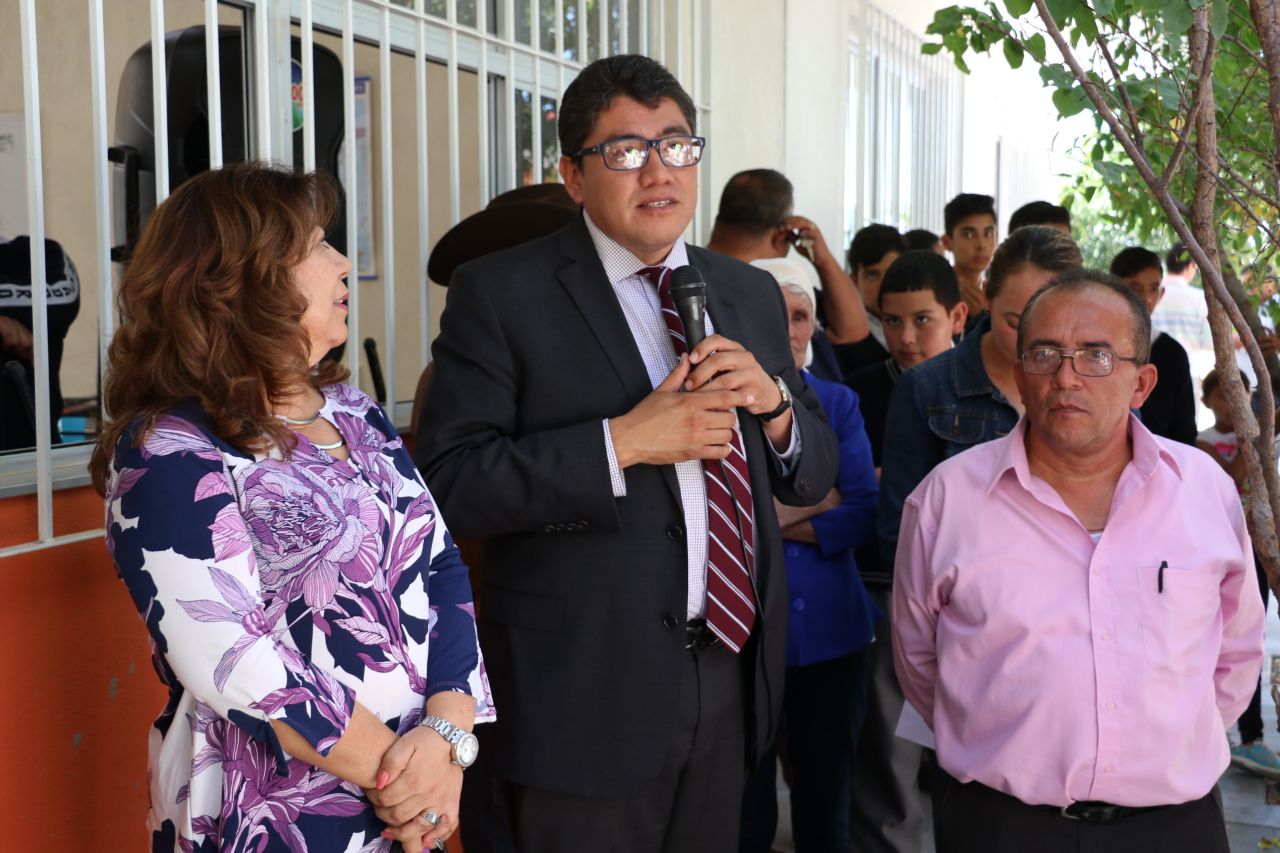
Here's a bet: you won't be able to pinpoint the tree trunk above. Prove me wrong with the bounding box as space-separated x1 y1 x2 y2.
1191 9 1280 594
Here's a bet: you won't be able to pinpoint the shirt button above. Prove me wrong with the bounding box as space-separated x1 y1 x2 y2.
666 524 684 541
661 613 680 629
1103 765 1115 774
792 599 805 612
1105 701 1116 711
1099 631 1109 642
1092 567 1101 577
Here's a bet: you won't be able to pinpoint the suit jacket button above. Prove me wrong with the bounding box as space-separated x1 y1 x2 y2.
543 524 556 533
666 523 684 541
662 613 680 629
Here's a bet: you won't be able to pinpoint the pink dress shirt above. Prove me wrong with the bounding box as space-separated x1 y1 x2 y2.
893 415 1264 807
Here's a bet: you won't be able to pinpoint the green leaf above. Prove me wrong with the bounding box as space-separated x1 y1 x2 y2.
1157 76 1182 110
1005 0 1034 15
1046 0 1077 23
1003 37 1026 67
1211 0 1229 36
1093 0 1116 15
921 41 944 55
1159 0 1194 38
929 6 964 33
1095 159 1127 184
1074 1 1099 39
1026 32 1047 61
1052 86 1090 117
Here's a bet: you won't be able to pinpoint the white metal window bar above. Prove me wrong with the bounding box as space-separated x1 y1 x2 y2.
2 0 705 557
847 1 964 240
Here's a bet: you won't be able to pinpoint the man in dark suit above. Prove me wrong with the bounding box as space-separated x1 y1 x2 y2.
416 54 837 852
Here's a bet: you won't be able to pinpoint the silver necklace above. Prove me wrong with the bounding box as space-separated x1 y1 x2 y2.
275 411 321 426
311 436 346 451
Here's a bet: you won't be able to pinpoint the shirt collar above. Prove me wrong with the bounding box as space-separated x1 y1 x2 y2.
952 313 1001 399
987 412 1184 498
583 210 689 285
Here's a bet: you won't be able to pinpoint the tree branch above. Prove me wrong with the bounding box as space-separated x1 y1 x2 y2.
1248 0 1280 201
1160 38 1215 190
1095 34 1146 150
1190 7 1280 593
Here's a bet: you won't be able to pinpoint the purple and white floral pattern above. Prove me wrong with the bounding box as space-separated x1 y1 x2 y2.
105 385 494 852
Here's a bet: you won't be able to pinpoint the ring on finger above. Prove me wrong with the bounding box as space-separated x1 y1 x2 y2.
421 810 442 827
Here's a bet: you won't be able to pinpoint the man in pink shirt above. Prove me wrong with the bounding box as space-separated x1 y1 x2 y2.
893 270 1265 852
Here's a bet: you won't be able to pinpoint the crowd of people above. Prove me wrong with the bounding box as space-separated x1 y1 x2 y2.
93 52 1270 853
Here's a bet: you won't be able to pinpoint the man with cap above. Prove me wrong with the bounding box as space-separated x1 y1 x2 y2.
416 181 581 853
416 54 837 852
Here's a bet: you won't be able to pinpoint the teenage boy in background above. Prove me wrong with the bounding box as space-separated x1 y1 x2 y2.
1007 200 1071 235
846 249 967 853
941 193 997 330
1111 246 1197 445
833 224 908 377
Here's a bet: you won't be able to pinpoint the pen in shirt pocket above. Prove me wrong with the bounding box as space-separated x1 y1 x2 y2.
1158 560 1167 594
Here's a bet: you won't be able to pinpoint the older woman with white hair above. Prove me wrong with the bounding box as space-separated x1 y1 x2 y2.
738 257 882 853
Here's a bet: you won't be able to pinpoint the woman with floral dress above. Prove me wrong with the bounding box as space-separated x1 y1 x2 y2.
89 162 493 853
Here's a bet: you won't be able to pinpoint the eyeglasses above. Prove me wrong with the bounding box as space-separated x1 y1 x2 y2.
1019 347 1143 377
570 135 706 171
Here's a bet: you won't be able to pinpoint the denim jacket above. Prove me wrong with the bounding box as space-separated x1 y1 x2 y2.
876 315 1020 570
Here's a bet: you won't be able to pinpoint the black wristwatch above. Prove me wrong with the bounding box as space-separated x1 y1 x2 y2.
759 375 793 422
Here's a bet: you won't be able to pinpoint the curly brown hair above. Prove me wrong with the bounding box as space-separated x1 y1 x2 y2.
89 162 348 494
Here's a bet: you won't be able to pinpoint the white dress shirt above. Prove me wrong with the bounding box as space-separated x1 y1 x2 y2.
584 213 797 619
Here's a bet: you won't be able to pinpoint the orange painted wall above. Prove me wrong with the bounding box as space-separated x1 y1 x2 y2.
0 485 471 853
0 529 162 849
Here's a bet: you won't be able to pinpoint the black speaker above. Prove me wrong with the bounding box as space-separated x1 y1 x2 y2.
111 25 347 260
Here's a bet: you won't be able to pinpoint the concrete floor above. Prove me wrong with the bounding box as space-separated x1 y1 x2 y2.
770 596 1280 852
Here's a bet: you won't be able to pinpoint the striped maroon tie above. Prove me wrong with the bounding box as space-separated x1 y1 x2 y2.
640 265 757 652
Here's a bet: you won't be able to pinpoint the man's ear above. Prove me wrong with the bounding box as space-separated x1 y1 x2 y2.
1131 362 1159 410
949 302 969 336
770 226 792 257
941 233 953 254
1155 286 1165 308
560 156 585 204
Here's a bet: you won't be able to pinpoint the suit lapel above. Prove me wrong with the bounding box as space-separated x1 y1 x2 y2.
556 218 683 507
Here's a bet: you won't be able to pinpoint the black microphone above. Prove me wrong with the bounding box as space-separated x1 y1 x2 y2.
670 265 708 351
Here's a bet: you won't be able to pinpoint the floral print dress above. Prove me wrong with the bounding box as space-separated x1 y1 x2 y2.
104 384 495 852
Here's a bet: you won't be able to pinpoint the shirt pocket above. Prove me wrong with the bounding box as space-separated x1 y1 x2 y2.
1135 563 1222 678
926 410 990 448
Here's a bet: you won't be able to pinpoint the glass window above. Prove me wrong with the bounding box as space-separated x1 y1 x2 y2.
516 87 534 185
516 0 532 44
541 96 559 181
562 1 579 61
540 0 557 53
628 0 642 53
458 0 477 28
608 0 621 56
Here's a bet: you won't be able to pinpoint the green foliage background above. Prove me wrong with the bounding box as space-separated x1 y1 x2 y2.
925 0 1279 300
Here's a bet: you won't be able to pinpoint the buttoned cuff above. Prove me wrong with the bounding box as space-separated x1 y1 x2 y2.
603 419 627 497
769 417 801 476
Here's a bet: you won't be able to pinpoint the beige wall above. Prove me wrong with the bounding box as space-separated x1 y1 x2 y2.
0 0 480 420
